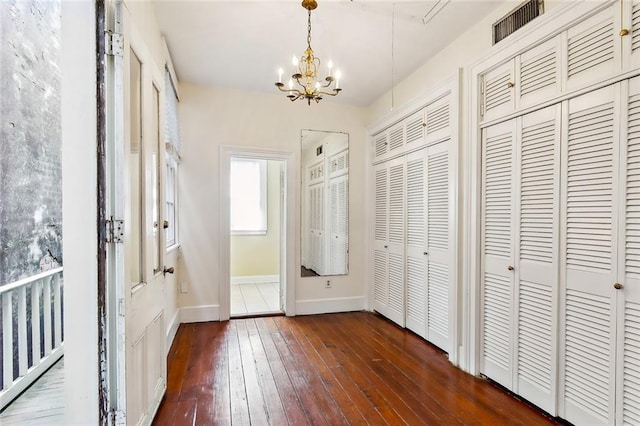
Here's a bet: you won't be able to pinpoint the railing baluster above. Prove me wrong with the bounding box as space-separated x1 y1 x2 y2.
31 281 41 365
53 277 62 348
2 292 14 390
43 278 52 356
0 268 63 410
17 286 28 376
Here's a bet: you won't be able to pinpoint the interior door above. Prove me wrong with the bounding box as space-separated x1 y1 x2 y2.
122 5 167 424
617 75 640 425
405 149 427 338
386 156 406 327
560 85 618 426
481 118 517 389
373 162 389 316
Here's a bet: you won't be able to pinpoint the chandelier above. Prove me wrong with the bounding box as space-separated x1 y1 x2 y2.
275 0 341 105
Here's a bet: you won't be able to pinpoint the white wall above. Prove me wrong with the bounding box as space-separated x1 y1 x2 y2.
178 84 367 314
61 1 99 423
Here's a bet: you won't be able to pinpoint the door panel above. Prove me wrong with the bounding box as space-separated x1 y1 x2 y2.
386 157 406 326
516 105 560 413
561 85 618 426
405 149 427 338
426 141 450 351
373 163 389 315
618 75 640 425
122 7 166 424
481 119 516 389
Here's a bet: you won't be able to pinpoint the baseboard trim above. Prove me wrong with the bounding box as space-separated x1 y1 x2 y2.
295 296 365 316
165 309 180 354
179 304 220 323
231 274 280 285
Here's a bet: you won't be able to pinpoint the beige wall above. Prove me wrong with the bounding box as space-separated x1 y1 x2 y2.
178 84 367 309
230 160 281 277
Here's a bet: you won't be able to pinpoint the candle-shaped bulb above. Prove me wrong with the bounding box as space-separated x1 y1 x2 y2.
335 70 341 89
315 81 321 89
278 68 283 83
328 60 333 77
288 78 294 90
292 55 299 67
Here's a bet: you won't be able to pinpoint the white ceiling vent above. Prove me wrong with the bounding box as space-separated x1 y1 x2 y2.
493 0 544 45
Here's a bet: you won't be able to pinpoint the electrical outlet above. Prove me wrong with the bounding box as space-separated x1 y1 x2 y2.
326 280 331 288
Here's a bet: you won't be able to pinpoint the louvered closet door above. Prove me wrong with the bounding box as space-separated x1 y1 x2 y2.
482 60 515 122
405 109 425 149
515 105 561 414
426 140 451 352
566 5 618 92
386 157 406 326
481 119 517 389
625 0 640 70
517 37 560 110
373 163 389 315
405 149 427 338
374 131 388 161
561 85 618 426
329 174 348 275
388 122 405 157
425 96 450 144
617 75 640 425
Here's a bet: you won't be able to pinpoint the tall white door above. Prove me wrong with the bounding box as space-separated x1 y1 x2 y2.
481 119 517 389
405 149 427 338
616 75 640 425
386 157 406 326
560 85 618 425
426 140 451 352
120 5 167 424
373 162 389 316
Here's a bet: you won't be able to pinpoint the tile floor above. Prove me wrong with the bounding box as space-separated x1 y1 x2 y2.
230 281 281 316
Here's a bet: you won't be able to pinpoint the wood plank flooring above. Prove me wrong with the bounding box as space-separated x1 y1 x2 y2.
153 312 563 425
0 358 65 425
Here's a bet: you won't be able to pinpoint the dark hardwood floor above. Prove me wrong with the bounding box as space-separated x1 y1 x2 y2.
153 312 562 425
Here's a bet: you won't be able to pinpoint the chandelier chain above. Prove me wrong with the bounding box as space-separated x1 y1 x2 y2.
307 9 312 49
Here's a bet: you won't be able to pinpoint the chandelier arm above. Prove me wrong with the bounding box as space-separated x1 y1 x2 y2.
316 89 342 97
275 84 304 97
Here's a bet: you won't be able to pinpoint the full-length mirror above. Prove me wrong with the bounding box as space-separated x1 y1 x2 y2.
301 130 349 277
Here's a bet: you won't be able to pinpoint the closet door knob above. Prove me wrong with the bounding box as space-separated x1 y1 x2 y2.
384 245 388 249
507 265 514 271
614 282 624 290
423 252 428 256
506 82 515 88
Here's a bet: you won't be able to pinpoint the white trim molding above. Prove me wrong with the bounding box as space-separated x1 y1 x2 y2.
231 275 280 285
219 145 297 321
165 309 180 355
179 305 220 323
295 297 366 316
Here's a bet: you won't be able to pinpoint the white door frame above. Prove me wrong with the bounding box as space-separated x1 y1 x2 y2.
219 146 296 320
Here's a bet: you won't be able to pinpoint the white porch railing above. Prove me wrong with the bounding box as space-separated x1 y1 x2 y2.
0 267 64 410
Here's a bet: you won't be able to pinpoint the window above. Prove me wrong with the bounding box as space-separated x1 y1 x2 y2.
164 68 180 248
230 158 267 234
165 159 177 247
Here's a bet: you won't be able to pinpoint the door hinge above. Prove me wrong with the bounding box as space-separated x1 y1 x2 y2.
105 32 124 57
480 103 484 117
108 409 126 425
105 218 124 243
118 298 125 317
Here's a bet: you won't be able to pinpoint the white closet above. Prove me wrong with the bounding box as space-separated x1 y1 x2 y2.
477 2 640 424
372 89 455 354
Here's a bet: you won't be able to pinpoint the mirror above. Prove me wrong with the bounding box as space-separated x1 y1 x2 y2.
301 130 349 277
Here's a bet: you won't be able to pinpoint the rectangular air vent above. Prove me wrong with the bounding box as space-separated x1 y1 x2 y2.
493 0 544 45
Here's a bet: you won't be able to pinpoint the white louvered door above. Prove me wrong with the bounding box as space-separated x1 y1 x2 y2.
373 163 389 316
329 174 348 275
560 85 619 425
517 36 561 109
616 75 640 426
481 119 517 389
481 60 515 122
425 96 450 144
387 157 406 326
426 140 451 352
624 0 640 71
565 5 619 92
515 105 561 414
405 149 427 338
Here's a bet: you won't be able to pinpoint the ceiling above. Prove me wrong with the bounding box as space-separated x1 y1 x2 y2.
154 0 502 107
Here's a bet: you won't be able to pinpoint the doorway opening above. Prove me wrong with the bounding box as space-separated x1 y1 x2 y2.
229 157 285 317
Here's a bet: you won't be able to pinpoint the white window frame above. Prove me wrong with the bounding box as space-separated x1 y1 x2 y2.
230 158 267 235
165 157 178 249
